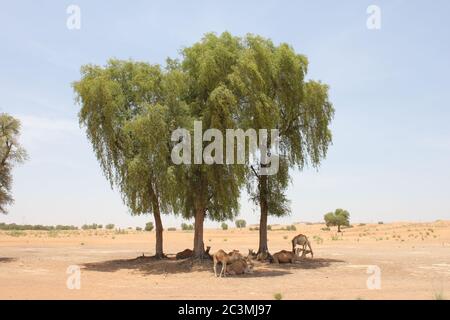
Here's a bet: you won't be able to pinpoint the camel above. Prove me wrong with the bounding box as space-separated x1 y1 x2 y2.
176 246 211 260
213 250 243 277
226 257 254 275
248 249 257 260
272 250 301 264
291 234 314 258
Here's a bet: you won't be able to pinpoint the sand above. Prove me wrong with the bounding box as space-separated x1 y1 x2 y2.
1 221 449 300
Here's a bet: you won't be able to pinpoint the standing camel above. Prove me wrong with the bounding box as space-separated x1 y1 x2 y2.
291 234 314 258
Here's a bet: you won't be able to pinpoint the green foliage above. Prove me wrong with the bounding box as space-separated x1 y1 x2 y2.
267 225 272 231
168 227 176 231
145 222 154 232
221 222 229 230
105 224 115 230
0 113 28 214
274 293 283 300
0 223 77 231
73 32 334 255
181 223 194 231
324 209 350 232
313 235 324 244
5 230 27 237
135 227 142 231
81 223 101 230
235 219 247 228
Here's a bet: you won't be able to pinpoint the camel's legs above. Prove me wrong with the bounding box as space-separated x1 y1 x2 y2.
213 262 217 277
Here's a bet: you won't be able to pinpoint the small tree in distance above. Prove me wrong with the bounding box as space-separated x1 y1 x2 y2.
221 223 229 230
145 222 154 232
324 209 350 232
235 219 247 229
181 223 194 231
105 224 115 230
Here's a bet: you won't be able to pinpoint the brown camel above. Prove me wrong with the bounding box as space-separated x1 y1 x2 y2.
272 250 301 264
226 257 254 275
291 234 314 258
213 250 243 277
176 246 211 260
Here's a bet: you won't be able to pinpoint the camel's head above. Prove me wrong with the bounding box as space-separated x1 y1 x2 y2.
244 257 254 273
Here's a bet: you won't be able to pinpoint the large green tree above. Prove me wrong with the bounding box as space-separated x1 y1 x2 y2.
181 33 334 255
0 113 27 214
324 209 350 232
174 33 247 258
234 36 334 254
73 60 185 258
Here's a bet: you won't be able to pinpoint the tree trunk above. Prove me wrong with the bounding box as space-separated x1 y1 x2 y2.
193 206 206 258
257 174 269 254
150 186 164 259
337 224 341 233
152 205 164 258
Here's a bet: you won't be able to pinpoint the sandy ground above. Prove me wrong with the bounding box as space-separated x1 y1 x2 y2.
1 221 449 300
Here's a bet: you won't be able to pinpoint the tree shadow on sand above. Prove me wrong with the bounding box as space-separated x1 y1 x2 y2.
268 257 346 271
0 257 16 263
84 256 215 276
82 255 343 277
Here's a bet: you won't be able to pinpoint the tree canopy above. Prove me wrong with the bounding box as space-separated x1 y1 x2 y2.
324 209 350 232
0 113 27 214
73 32 334 258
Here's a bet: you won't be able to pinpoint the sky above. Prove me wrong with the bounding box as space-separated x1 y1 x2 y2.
0 0 449 228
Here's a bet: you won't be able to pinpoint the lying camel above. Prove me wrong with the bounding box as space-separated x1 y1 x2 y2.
291 234 314 258
272 250 301 264
213 250 243 277
176 246 211 260
226 257 254 275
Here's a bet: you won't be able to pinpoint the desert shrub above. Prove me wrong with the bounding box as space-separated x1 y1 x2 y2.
145 222 154 232
181 223 194 231
0 223 77 231
267 225 272 231
5 230 27 237
221 223 228 230
47 230 59 238
378 221 384 225
168 227 176 231
235 219 247 229
434 292 445 300
313 235 323 245
358 223 366 226
331 234 342 241
274 293 283 300
105 224 115 230
286 225 296 231
136 227 142 231
321 227 331 231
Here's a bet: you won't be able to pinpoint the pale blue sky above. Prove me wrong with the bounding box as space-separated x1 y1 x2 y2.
1 0 449 228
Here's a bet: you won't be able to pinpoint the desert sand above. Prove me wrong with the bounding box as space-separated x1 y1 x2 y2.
1 221 449 300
